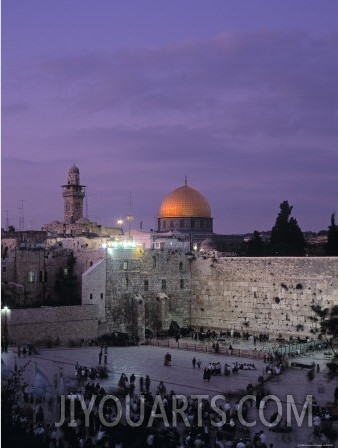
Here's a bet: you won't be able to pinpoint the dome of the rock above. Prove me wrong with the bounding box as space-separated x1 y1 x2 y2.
157 182 213 235
159 184 211 218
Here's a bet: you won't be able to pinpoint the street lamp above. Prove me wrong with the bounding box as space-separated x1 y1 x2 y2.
2 306 10 352
130 297 135 341
126 214 133 237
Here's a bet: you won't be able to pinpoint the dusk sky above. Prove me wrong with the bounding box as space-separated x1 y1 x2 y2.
2 0 338 234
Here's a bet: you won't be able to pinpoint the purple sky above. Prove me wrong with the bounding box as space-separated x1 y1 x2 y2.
2 0 338 234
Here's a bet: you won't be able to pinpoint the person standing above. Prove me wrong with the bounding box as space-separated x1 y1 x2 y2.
335 386 338 405
140 376 144 393
145 375 151 393
313 415 321 435
192 357 196 368
98 350 102 365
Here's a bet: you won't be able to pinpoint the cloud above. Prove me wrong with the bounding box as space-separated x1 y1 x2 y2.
1 102 30 114
20 29 336 137
2 29 338 233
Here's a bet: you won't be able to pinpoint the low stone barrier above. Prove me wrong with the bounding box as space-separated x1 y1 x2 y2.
290 361 313 369
145 338 265 360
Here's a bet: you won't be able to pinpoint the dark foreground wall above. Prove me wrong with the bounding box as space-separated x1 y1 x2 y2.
4 304 98 345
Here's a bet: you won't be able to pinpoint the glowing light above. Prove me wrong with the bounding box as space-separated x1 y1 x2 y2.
107 239 142 249
101 243 107 249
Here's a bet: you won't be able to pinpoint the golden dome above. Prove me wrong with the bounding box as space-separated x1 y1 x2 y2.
159 184 211 218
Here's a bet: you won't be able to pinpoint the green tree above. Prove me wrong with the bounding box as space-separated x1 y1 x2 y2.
2 362 31 444
326 213 338 256
311 305 338 381
54 252 81 305
246 231 265 256
270 201 305 256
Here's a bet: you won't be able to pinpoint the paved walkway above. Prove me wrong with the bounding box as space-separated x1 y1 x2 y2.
2 343 337 447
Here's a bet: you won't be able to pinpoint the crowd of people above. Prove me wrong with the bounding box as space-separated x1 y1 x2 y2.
75 363 108 381
4 341 332 448
4 360 278 448
200 361 258 382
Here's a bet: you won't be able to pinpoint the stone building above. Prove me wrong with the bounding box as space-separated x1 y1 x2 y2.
42 164 121 238
1 229 107 307
157 179 213 245
82 244 192 342
62 164 86 224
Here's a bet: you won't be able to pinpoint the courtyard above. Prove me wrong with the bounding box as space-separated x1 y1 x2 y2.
2 341 337 447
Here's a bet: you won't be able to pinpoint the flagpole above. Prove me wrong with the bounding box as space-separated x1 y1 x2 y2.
55 366 64 426
33 362 51 426
33 362 37 426
55 367 60 426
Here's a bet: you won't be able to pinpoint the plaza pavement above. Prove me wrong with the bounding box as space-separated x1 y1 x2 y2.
1 342 337 447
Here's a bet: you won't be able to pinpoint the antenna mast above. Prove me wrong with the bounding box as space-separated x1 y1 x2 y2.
85 187 89 218
5 210 9 230
126 192 134 237
19 200 25 230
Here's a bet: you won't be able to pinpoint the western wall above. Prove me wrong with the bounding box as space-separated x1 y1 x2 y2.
102 248 192 339
3 251 338 344
191 256 338 338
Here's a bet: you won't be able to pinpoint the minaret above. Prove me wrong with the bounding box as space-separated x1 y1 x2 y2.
61 164 86 224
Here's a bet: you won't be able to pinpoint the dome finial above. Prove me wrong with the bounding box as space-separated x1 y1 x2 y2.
185 175 187 186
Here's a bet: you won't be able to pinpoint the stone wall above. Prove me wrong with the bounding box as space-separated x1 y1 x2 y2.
191 256 338 338
3 249 338 344
1 236 104 306
4 305 98 345
82 259 106 320
103 247 192 336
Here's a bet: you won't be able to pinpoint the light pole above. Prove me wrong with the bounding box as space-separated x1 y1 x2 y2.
130 297 134 341
101 243 108 334
126 214 133 237
2 306 10 352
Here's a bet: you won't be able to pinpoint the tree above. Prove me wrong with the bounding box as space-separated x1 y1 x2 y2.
2 361 31 444
270 201 305 256
246 231 265 256
53 252 81 305
310 304 338 381
326 213 338 256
